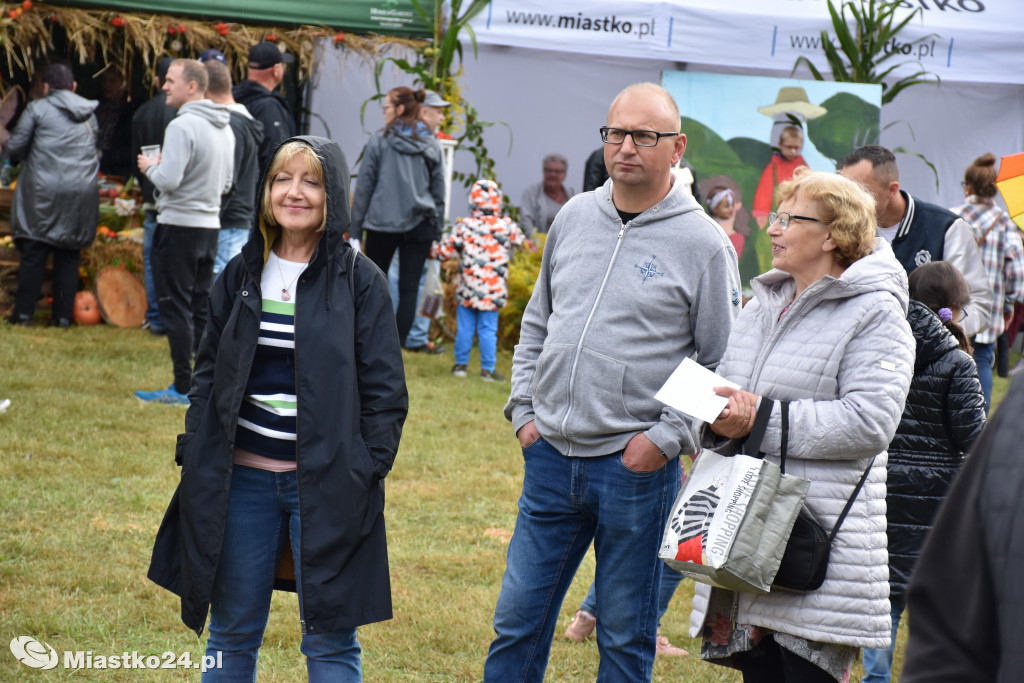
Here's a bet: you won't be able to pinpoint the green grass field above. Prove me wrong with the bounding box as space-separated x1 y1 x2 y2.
0 324 1009 681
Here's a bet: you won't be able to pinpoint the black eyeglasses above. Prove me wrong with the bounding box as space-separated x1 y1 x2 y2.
600 127 680 147
768 211 823 231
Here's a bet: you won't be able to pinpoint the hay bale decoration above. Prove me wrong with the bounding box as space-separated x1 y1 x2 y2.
0 3 425 88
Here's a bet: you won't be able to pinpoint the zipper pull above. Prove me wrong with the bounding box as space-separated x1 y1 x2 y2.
618 223 626 239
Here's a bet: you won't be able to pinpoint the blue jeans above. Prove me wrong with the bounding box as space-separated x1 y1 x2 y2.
388 253 432 348
860 598 904 683
215 228 249 277
484 437 680 682
579 561 683 631
974 341 994 413
143 209 164 330
455 306 498 371
204 466 362 682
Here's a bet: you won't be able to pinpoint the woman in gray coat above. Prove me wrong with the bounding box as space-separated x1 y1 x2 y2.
350 86 445 347
5 63 99 326
690 169 914 682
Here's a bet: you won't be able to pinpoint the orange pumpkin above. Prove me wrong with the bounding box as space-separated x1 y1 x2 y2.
73 291 101 325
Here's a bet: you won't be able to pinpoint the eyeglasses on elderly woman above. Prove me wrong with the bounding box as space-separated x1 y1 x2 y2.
768 211 823 231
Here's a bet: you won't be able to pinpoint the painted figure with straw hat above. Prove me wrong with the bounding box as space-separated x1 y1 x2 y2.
752 87 828 228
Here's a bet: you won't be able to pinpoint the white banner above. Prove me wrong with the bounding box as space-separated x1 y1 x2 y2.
469 0 1024 85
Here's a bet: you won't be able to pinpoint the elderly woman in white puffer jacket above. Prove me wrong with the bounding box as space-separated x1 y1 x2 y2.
689 168 914 683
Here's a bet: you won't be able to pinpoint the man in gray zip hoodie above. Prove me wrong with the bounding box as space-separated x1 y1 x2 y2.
136 59 234 404
484 83 741 681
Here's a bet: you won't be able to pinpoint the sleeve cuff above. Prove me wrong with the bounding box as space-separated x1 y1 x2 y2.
646 422 686 460
509 403 536 435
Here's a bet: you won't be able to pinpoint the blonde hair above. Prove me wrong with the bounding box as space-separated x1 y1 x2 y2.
259 141 327 262
776 168 876 267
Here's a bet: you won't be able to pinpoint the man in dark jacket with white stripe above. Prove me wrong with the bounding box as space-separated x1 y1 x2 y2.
839 145 992 337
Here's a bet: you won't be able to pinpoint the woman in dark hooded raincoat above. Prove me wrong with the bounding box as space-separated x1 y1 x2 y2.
147 136 408 681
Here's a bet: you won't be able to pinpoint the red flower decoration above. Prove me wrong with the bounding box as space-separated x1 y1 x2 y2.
110 16 124 28
265 33 278 42
177 24 187 33
22 1 32 9
436 131 453 140
333 31 346 45
7 10 17 18
215 22 229 36
167 25 177 34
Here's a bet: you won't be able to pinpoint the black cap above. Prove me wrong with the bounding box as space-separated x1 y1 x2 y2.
248 41 282 70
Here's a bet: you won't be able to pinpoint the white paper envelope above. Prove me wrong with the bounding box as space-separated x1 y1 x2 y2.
654 358 740 424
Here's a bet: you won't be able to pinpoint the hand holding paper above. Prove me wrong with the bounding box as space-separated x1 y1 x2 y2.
654 358 739 424
711 387 760 439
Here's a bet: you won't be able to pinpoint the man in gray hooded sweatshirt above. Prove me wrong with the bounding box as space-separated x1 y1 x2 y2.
485 83 741 681
136 58 233 404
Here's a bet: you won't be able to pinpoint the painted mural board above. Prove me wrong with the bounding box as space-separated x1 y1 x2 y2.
662 71 882 286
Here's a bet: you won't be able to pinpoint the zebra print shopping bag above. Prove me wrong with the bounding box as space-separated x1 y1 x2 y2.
658 401 809 594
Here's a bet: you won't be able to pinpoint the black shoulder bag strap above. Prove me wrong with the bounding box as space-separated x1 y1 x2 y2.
740 398 775 456
777 400 875 542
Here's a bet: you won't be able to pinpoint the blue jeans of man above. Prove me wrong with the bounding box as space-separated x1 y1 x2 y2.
388 254 432 348
578 559 683 631
204 465 362 683
974 341 994 413
860 598 904 683
142 209 164 331
214 227 249 277
484 437 680 682
455 306 498 371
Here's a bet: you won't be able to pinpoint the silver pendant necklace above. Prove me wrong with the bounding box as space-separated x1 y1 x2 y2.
275 250 305 302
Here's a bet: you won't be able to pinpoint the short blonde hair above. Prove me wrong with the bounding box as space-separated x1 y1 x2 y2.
776 168 876 267
259 141 327 261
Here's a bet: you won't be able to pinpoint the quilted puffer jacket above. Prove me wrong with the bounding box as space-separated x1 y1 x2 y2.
689 238 914 649
886 300 985 603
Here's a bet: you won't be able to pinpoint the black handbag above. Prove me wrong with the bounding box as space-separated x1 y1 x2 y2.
770 401 875 593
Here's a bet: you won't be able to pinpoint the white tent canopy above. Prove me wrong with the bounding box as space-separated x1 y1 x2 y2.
308 1 1024 218
469 0 1024 86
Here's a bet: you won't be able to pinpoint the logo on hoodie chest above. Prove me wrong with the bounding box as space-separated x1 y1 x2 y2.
634 256 665 285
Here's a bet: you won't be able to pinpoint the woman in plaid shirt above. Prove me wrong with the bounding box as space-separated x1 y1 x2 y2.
951 153 1024 412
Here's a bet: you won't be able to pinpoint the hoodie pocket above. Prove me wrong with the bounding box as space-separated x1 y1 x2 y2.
535 344 636 440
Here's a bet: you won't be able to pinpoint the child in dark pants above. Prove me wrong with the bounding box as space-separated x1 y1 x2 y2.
432 180 526 381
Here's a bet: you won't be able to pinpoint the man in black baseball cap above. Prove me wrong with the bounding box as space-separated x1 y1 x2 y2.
247 41 282 70
232 41 295 187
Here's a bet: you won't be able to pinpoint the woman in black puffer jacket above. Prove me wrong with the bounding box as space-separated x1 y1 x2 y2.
862 262 986 683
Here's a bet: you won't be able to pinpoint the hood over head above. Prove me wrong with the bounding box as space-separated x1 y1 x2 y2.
469 179 504 217
178 99 230 128
47 89 98 123
242 136 352 309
